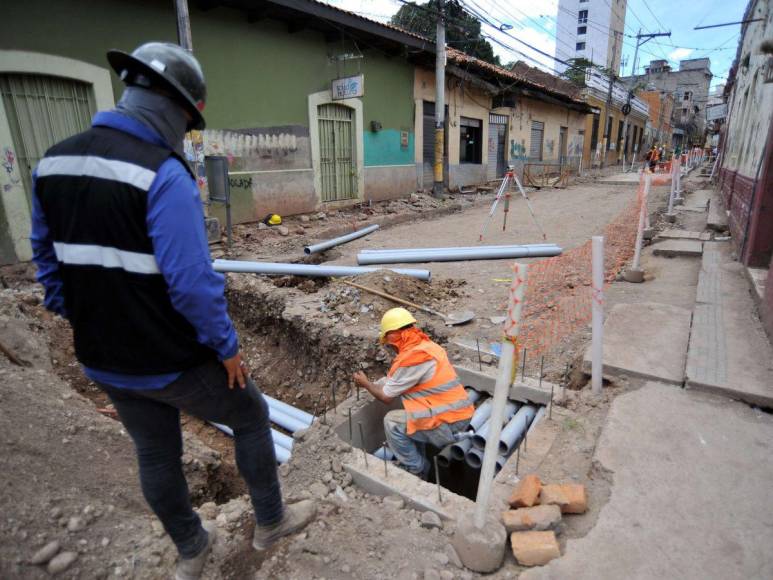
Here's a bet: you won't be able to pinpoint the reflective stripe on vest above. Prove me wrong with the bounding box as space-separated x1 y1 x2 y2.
389 339 474 435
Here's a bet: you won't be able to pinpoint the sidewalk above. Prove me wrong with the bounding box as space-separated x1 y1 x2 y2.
523 381 773 580
548 174 773 578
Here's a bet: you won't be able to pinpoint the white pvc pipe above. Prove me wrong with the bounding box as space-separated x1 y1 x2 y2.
213 259 431 282
360 244 560 255
473 263 528 529
209 422 291 463
667 163 676 212
632 175 651 271
304 224 380 255
465 388 483 405
268 407 308 434
357 245 561 265
264 395 314 426
591 237 604 396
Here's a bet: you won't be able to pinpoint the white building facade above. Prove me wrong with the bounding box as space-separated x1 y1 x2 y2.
555 0 627 74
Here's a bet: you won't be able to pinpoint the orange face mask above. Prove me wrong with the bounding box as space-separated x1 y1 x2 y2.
384 326 429 353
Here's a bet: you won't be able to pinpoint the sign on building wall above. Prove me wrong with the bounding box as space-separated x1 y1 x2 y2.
332 74 364 100
706 103 728 121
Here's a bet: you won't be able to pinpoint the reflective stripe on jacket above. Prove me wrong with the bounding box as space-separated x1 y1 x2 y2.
388 339 474 435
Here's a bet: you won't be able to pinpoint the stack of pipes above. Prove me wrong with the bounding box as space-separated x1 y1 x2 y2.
210 394 314 464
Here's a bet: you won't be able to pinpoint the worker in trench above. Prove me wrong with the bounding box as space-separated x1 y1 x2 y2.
353 308 475 479
30 42 314 580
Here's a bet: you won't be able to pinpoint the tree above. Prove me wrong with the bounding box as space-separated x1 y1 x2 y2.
560 57 613 88
391 0 501 66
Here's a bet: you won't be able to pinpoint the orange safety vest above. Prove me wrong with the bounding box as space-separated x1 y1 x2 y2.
388 339 474 435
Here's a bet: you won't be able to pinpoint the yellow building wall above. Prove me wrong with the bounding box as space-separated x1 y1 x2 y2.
582 94 647 169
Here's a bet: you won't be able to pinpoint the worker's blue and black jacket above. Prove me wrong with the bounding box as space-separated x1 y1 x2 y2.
31 111 238 389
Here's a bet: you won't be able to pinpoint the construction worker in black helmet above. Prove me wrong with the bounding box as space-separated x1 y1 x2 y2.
30 42 314 580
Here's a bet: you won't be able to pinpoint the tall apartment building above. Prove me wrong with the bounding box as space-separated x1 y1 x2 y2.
621 58 713 144
555 0 627 74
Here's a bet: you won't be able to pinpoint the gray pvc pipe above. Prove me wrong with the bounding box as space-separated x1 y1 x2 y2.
450 437 473 461
356 245 562 265
213 259 432 281
465 446 484 469
465 388 482 405
374 446 395 461
268 407 308 434
360 243 561 254
304 224 380 255
469 399 493 432
209 422 291 463
466 447 505 474
264 394 314 426
471 402 519 450
498 404 538 455
436 445 454 468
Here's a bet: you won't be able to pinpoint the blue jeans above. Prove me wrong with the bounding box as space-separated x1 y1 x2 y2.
384 409 470 476
98 359 283 558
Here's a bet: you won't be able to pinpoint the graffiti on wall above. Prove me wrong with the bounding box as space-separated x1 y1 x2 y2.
545 139 555 156
2 147 21 193
204 130 300 159
510 140 527 160
568 136 584 157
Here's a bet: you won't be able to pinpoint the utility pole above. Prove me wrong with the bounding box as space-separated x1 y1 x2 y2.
620 28 671 164
433 0 446 197
600 32 619 169
174 0 193 50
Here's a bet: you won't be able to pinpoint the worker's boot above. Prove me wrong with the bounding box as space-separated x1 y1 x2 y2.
175 521 217 580
252 500 316 551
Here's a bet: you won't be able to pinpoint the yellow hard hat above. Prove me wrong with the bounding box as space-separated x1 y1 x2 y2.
379 307 417 342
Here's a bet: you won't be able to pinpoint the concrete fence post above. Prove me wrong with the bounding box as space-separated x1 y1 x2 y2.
591 236 604 395
473 263 528 529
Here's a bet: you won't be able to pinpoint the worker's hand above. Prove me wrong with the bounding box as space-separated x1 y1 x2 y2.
223 353 249 390
353 371 369 388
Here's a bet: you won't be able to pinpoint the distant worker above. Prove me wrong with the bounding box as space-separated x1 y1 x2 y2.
645 144 660 172
30 42 314 580
353 308 474 478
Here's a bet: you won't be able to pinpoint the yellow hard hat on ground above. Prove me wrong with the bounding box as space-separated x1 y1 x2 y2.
379 307 417 342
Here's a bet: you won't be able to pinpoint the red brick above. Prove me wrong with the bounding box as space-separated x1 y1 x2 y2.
509 531 561 566
508 474 542 508
502 505 562 533
540 484 587 514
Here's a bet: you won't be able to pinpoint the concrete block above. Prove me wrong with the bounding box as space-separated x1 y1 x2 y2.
510 531 561 567
657 229 704 241
457 366 554 405
652 240 703 258
508 474 542 508
540 484 587 514
451 514 507 573
582 302 691 385
502 505 562 532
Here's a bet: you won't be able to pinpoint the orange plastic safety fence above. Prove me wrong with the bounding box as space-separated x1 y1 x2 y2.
515 175 655 358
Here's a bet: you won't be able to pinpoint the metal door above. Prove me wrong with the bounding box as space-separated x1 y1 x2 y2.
529 120 544 161
559 126 568 163
487 114 507 180
0 74 96 209
317 103 356 202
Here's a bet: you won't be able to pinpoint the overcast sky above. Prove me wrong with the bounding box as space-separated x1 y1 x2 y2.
321 0 747 90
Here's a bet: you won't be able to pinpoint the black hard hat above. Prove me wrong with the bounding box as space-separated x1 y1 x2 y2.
107 42 207 130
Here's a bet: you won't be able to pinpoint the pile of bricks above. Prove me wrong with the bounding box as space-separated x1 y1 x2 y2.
502 474 587 567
